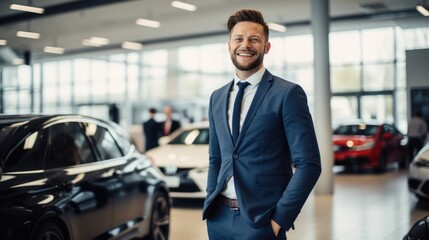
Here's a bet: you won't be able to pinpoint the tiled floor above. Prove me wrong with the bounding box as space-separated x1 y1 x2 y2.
169 166 429 240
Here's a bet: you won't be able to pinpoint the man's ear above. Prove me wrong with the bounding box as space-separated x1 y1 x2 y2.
265 42 271 54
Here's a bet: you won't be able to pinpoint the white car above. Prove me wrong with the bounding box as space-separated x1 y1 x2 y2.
408 142 429 200
146 122 209 198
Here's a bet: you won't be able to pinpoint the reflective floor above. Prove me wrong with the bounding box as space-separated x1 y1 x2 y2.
169 166 429 240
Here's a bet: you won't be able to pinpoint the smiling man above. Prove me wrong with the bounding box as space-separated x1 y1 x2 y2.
202 9 322 240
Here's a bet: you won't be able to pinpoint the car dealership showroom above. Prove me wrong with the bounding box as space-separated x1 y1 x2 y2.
1 0 429 239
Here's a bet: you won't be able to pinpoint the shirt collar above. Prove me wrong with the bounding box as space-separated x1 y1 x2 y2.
234 67 265 87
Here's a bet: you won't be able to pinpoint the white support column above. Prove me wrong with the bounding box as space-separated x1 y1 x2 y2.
312 0 334 194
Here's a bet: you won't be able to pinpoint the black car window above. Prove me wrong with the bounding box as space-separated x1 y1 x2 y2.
383 124 398 134
84 123 123 160
169 128 209 145
45 122 96 169
109 125 131 155
333 124 379 136
3 129 49 172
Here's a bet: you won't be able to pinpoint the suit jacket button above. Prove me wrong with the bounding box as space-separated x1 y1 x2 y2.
233 154 238 159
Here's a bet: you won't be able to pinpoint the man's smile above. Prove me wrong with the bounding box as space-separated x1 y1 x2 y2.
236 52 255 57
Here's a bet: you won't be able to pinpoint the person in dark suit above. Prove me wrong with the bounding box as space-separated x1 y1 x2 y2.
161 106 181 136
202 9 322 240
143 108 161 152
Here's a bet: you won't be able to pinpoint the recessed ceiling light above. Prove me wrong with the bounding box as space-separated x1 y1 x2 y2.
416 5 429 16
17 31 40 39
171 1 197 11
267 23 287 33
0 39 7 45
122 41 143 50
136 18 161 28
44 46 65 54
10 4 44 14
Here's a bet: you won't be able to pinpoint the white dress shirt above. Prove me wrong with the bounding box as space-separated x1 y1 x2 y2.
222 67 265 199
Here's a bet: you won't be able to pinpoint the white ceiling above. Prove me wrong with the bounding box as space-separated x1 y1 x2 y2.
0 0 426 63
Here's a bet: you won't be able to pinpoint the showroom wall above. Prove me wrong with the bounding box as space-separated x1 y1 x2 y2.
406 48 429 128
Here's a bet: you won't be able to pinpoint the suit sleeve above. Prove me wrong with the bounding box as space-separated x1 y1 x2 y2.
206 93 222 196
271 84 322 231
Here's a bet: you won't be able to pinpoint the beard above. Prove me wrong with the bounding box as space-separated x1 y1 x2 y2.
230 50 265 71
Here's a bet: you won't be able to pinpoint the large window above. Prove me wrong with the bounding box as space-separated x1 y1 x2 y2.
1 26 428 133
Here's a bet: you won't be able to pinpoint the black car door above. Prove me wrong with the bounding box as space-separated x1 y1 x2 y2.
381 124 405 162
43 122 113 239
83 122 146 230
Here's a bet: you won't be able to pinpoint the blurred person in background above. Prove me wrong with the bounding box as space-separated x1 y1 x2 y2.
143 108 161 152
162 105 181 136
408 110 428 160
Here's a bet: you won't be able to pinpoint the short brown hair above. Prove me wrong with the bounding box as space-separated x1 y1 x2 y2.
227 9 269 41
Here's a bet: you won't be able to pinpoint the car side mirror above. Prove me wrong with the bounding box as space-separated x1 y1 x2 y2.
158 136 170 146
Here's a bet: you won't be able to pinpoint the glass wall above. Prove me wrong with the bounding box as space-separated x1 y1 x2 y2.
1 26 428 133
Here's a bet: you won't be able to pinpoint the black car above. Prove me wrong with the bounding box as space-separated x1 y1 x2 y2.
403 215 429 240
0 114 170 240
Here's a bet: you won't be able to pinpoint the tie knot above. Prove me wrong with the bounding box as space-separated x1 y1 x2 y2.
237 81 250 90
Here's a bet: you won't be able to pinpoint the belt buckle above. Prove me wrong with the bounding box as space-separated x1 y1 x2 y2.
229 199 239 210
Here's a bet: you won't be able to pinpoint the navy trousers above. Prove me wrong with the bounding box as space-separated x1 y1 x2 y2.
206 200 287 240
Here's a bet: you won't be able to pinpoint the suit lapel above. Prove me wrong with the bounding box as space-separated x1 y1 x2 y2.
220 80 235 145
236 71 273 146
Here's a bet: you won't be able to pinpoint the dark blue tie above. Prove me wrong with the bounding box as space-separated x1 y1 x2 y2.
232 81 250 144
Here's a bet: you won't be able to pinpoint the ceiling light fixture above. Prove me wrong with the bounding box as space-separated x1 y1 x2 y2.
171 1 197 11
416 5 429 16
0 39 7 45
136 18 161 28
12 58 24 65
88 37 109 45
267 23 287 33
122 41 143 50
44 46 65 54
17 31 40 39
10 4 44 14
82 39 101 47
82 37 110 47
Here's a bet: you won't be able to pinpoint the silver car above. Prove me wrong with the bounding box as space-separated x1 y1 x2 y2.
408 142 429 200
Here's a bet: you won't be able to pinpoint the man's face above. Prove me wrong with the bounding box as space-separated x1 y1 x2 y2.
228 21 270 74
164 107 173 117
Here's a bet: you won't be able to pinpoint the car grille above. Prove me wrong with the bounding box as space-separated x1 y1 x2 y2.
421 181 429 195
408 178 421 190
159 167 201 193
159 167 193 176
169 182 200 192
334 145 350 152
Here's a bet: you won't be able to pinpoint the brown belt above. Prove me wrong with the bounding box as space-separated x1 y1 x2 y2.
220 196 239 210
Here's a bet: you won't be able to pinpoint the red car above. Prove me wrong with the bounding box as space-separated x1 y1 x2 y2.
333 123 408 172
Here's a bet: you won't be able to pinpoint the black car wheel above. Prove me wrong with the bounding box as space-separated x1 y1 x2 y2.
146 192 170 240
32 221 65 240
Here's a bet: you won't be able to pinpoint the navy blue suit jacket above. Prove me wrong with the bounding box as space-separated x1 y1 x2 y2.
202 70 322 231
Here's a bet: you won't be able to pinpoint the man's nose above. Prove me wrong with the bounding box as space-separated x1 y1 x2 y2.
241 39 251 47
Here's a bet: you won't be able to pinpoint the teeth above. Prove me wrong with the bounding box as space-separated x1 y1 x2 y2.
238 53 252 56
